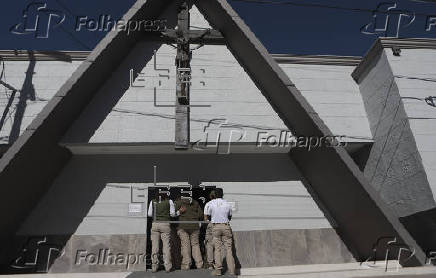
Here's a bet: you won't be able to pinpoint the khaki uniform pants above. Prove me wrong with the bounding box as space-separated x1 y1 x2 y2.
177 228 203 268
205 224 214 265
151 223 172 271
212 223 235 273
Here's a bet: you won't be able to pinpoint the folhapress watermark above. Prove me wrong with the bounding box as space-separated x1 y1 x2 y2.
10 2 167 39
256 131 347 151
192 119 348 154
75 249 156 270
75 16 167 35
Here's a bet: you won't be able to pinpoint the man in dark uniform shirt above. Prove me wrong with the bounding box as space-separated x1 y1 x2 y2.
175 197 204 270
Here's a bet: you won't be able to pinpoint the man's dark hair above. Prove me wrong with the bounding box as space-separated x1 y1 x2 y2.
159 191 169 200
209 190 216 200
215 189 223 198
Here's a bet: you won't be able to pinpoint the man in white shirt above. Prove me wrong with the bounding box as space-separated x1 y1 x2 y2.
147 192 185 273
203 190 216 270
205 190 235 276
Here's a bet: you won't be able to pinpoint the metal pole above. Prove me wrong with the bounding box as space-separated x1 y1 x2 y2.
153 165 157 187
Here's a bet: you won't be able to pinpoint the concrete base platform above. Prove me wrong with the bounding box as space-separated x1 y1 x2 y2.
238 262 436 278
127 269 235 277
1 262 436 278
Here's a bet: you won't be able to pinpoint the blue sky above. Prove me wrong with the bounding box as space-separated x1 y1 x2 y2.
1 0 436 56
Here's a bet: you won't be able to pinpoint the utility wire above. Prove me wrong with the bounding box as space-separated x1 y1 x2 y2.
402 96 436 107
231 0 434 17
54 0 93 50
394 75 436 83
54 0 76 18
28 0 92 50
58 25 92 50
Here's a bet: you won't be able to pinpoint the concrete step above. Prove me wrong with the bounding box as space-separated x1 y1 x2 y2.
239 261 436 278
1 262 436 278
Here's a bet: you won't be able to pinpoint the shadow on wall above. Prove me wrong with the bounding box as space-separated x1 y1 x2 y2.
18 153 301 235
1 44 166 273
3 153 301 273
0 40 171 275
62 39 164 143
0 50 80 144
61 0 181 144
9 52 36 143
0 51 36 144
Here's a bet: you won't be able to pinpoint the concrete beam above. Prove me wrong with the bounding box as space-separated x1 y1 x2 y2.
0 0 172 266
194 0 426 265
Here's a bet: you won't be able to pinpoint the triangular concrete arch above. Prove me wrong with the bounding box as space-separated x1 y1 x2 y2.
0 0 426 266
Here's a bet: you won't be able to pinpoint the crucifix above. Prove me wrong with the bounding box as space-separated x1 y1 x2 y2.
174 1 191 149
158 1 224 149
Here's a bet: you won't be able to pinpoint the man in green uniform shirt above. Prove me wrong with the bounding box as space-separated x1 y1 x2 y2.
175 197 204 270
148 192 185 273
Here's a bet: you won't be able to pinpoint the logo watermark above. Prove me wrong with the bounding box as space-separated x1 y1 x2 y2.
361 2 436 37
193 119 246 154
75 249 151 270
10 2 65 38
10 2 167 39
361 2 415 38
192 119 348 154
10 236 65 273
256 131 347 151
75 16 167 35
361 236 417 272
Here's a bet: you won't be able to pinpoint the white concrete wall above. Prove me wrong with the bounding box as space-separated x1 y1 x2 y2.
73 180 329 235
0 56 372 147
61 40 289 144
0 60 81 144
22 180 330 235
214 182 331 231
17 154 332 236
60 5 372 145
279 64 372 143
1 12 373 148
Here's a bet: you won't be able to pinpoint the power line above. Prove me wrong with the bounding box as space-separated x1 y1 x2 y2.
28 0 92 50
394 75 436 83
231 0 434 17
54 0 76 18
54 0 93 50
58 25 92 50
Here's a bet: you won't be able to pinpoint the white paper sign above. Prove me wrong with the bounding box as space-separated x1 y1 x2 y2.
128 203 143 215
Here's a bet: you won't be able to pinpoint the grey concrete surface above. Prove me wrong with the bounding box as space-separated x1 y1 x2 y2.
127 269 236 277
358 50 435 217
2 263 436 278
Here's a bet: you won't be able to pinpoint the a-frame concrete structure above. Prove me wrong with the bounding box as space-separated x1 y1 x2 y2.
0 0 426 268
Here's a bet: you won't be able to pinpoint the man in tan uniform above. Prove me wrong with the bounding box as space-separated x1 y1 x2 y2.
147 192 185 272
204 191 217 270
175 197 204 270
205 190 235 276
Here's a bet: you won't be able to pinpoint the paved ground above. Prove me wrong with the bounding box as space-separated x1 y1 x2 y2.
1 262 436 278
356 273 436 278
126 269 235 277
